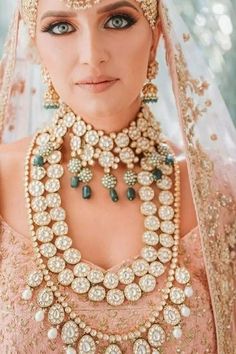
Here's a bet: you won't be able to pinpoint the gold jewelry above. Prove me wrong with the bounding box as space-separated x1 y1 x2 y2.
64 103 161 201
43 81 60 110
21 105 193 353
20 0 159 38
142 61 159 103
42 67 60 109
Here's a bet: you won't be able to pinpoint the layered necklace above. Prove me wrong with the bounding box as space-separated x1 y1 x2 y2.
22 102 193 354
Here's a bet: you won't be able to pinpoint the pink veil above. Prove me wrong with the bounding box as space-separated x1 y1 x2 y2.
0 0 235 352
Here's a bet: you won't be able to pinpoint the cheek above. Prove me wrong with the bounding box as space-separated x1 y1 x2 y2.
36 35 73 88
113 31 151 89
35 25 152 109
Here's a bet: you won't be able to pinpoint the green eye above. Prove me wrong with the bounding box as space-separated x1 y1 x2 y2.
42 14 137 35
45 22 75 35
52 23 74 34
105 14 137 29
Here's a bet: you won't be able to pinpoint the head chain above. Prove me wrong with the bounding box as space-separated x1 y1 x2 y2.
21 0 159 37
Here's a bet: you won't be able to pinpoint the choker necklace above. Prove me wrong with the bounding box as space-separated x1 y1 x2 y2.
22 103 193 354
66 103 161 202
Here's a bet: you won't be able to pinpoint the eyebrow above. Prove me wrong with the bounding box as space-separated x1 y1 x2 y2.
41 1 140 21
97 1 140 13
41 11 77 21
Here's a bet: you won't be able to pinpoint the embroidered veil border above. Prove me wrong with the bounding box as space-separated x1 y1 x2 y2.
0 1 235 352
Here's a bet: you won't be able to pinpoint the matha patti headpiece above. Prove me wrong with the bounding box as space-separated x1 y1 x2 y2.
21 0 159 37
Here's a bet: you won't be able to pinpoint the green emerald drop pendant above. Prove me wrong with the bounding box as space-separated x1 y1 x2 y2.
127 187 136 201
71 176 80 188
82 185 92 199
109 188 119 202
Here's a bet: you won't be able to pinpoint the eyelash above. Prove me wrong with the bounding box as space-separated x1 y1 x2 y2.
105 13 137 29
41 13 138 35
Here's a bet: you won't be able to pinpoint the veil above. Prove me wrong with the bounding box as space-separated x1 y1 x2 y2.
0 0 235 352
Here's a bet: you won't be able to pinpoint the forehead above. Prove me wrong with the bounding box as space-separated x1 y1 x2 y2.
37 0 142 14
21 0 158 36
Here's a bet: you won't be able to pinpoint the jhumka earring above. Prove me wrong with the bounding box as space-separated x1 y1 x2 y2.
142 60 159 103
42 67 60 109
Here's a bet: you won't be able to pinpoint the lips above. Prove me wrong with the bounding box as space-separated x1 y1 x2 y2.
77 75 118 85
75 75 119 93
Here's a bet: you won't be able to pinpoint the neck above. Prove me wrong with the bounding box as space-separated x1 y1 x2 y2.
62 98 143 162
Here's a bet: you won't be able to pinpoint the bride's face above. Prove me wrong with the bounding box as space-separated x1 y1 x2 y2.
35 0 159 119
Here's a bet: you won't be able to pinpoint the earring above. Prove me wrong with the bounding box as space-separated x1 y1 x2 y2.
42 67 60 109
142 60 159 103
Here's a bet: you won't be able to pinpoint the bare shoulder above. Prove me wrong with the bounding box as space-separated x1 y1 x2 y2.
0 136 32 173
0 136 33 219
0 136 32 158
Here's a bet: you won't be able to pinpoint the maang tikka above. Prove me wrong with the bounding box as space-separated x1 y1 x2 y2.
142 60 159 103
21 0 159 38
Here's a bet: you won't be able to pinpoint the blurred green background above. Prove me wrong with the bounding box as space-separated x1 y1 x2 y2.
0 0 235 126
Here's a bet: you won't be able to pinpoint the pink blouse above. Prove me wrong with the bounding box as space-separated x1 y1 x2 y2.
0 215 217 353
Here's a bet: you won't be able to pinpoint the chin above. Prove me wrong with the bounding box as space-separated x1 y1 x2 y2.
77 104 119 119
69 96 127 119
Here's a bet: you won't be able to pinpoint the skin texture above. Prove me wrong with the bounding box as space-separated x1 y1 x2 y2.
35 0 160 132
0 0 197 270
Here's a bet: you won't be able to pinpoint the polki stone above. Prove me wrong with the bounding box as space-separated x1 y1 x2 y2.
133 339 151 354
163 306 181 326
148 324 166 347
77 335 96 354
105 344 122 354
48 303 65 325
61 321 79 345
27 270 44 288
37 288 54 308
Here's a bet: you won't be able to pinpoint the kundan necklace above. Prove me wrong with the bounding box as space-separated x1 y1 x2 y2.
22 103 193 353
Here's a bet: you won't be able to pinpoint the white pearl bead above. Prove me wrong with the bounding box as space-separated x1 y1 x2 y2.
184 286 193 297
66 347 77 354
181 305 191 317
21 288 33 300
35 310 45 322
48 327 58 340
172 327 182 339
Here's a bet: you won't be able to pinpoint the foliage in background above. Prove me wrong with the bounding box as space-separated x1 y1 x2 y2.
0 0 235 125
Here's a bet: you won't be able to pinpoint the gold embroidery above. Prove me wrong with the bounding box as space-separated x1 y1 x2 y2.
210 134 218 141
183 33 191 42
0 222 217 353
174 42 236 354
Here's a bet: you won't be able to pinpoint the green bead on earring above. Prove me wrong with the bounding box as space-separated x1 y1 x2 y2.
142 60 159 104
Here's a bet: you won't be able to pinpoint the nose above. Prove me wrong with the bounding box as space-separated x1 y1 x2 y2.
78 26 109 68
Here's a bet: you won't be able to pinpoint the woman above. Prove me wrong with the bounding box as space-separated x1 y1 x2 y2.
0 0 235 353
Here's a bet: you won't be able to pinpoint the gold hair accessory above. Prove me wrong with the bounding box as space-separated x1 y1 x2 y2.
142 60 159 103
21 0 159 37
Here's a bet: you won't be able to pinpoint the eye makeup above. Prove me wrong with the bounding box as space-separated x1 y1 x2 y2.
41 11 139 35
